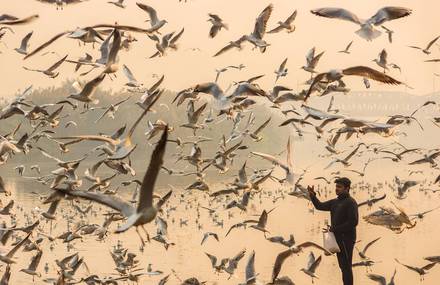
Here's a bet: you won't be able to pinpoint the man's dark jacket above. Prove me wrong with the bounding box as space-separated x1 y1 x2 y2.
310 192 359 240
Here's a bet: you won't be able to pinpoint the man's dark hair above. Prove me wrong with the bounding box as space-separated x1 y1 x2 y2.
335 177 351 189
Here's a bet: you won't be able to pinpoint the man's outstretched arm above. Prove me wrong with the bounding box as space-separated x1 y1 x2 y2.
308 185 333 211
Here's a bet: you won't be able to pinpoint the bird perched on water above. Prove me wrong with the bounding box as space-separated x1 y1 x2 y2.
311 6 412 41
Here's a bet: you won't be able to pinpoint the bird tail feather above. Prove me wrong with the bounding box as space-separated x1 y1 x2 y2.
355 26 381 41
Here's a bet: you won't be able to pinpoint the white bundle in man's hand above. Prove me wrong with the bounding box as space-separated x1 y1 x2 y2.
323 230 340 255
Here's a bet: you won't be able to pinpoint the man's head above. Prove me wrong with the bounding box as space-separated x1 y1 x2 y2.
335 177 351 196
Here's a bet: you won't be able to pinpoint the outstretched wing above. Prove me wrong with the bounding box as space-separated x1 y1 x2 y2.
311 8 361 25
363 237 381 254
368 7 412 26
272 248 293 282
367 273 386 285
55 188 134 217
137 127 168 211
342 66 402 85
252 4 273 39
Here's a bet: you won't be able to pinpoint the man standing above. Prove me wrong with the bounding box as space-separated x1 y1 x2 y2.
307 177 358 285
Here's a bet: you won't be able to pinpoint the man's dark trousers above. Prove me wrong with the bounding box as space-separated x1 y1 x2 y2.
336 234 355 285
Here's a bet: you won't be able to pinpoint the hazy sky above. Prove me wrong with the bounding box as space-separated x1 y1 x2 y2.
1 0 440 98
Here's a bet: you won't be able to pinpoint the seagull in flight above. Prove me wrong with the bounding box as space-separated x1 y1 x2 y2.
311 6 412 41
305 66 402 100
56 128 171 246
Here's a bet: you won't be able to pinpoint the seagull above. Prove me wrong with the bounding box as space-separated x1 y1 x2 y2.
14 31 33 55
251 137 294 184
356 237 381 260
214 4 273 56
201 232 219 245
207 14 228 38
0 232 32 264
180 101 207 135
68 73 106 106
192 82 265 109
205 252 228 272
102 29 121 75
395 258 436 281
241 250 257 285
305 66 402 100
381 25 394 43
271 242 330 282
358 194 386 208
0 14 39 25
268 10 297 34
14 165 25 176
242 4 273 52
214 67 229 83
20 250 43 280
367 269 397 285
338 40 353 54
409 205 440 220
108 0 125 8
23 54 68 78
55 128 171 246
0 265 11 284
93 96 131 123
148 28 184 58
267 234 295 247
66 53 94 73
311 6 412 41
0 14 18 22
274 58 288 83
395 176 418 199
136 2 168 33
373 49 389 73
36 0 84 10
302 47 325 75
325 143 365 169
122 65 142 88
409 150 440 167
249 117 271 142
0 200 14 215
300 252 322 283
408 35 440 55
213 36 246 57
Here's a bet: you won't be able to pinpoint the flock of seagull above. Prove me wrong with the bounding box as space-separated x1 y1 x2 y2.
1 1 440 284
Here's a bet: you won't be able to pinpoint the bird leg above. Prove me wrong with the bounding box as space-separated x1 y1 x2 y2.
141 225 150 242
135 227 145 246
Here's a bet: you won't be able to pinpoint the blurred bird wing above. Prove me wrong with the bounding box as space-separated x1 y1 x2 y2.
342 66 401 85
252 4 273 39
368 7 412 26
137 128 168 212
57 188 135 217
311 8 361 25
